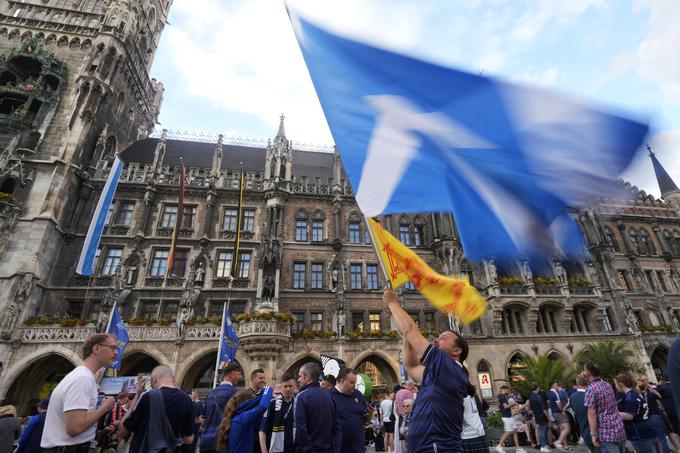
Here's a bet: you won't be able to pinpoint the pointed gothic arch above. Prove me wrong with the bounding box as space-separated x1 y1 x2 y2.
351 352 399 392
650 345 669 377
119 351 161 376
178 349 245 392
283 353 322 377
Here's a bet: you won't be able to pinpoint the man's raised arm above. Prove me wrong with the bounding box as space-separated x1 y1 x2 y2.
384 289 429 358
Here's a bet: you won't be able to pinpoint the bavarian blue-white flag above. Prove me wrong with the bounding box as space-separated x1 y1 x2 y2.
108 307 129 370
288 9 649 260
76 156 124 275
219 309 239 369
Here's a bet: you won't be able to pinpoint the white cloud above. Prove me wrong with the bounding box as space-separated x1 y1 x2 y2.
635 0 680 103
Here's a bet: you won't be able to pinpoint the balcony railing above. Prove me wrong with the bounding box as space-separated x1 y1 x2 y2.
535 285 561 295
236 320 291 338
19 325 223 343
569 286 595 295
500 285 527 295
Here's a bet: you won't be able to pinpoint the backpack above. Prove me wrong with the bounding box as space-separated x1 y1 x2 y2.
138 389 183 453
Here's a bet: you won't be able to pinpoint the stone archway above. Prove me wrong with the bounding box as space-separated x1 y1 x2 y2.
179 350 245 394
119 351 160 376
4 353 77 415
507 351 527 382
547 350 568 363
650 345 669 377
353 354 399 394
283 354 322 376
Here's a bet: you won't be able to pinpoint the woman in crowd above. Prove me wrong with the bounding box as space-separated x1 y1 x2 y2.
216 387 272 453
461 381 488 453
0 405 21 453
614 372 656 453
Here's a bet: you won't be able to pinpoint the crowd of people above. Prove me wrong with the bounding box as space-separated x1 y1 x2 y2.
1 290 678 453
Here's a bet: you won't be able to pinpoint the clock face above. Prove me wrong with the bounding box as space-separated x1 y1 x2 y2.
324 359 340 378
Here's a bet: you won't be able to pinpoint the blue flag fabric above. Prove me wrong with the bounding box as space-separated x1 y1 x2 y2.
77 157 124 275
288 10 649 260
219 311 239 368
107 307 129 370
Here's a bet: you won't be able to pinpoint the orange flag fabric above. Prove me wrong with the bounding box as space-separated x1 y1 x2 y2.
368 218 486 324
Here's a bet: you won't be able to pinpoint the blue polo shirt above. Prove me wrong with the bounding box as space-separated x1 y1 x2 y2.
408 344 467 453
618 389 656 441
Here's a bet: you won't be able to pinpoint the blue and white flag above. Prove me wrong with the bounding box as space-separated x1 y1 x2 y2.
76 157 124 275
288 10 649 260
107 307 129 370
219 310 239 369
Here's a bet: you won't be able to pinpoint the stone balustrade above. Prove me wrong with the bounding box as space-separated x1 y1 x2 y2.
236 320 291 338
20 326 98 342
19 325 223 343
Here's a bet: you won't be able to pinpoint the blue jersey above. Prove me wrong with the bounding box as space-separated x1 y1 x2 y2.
618 389 656 441
408 345 467 453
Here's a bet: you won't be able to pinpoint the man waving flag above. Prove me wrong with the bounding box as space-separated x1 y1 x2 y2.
287 7 649 260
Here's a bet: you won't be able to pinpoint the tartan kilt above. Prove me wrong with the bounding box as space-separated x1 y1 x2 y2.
463 435 489 453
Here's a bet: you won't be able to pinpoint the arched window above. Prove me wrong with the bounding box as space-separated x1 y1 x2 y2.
311 210 325 242
115 92 125 116
537 304 561 334
398 215 411 245
639 229 656 255
348 211 362 244
571 305 594 333
629 229 640 253
294 209 308 242
148 7 157 28
648 310 661 327
605 227 619 251
0 177 17 196
501 305 526 335
413 215 427 247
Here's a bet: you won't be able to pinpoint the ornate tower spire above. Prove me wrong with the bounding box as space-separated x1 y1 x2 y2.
648 144 680 205
276 114 286 139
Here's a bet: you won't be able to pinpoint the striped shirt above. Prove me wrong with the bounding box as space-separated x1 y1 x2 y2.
583 379 625 443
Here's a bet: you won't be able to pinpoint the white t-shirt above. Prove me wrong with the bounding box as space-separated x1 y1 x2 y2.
41 365 98 448
462 396 486 440
380 399 393 423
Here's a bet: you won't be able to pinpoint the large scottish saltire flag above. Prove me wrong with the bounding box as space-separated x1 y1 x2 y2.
77 156 124 275
287 9 649 260
107 307 129 370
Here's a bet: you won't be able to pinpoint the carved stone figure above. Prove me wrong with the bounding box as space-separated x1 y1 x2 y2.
194 262 205 285
177 307 189 338
262 276 275 300
126 265 137 285
587 262 601 287
1 301 19 332
336 311 346 338
330 268 339 292
520 260 533 284
554 261 568 286
625 308 639 333
672 270 680 292
487 259 497 285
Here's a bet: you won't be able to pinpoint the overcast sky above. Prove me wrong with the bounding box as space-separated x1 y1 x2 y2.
150 0 680 198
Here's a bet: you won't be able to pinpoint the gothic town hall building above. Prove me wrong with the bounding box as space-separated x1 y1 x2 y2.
0 0 679 414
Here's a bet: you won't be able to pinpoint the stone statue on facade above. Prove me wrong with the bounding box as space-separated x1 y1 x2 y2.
487 259 497 285
126 265 137 286
554 261 568 286
625 308 639 334
520 260 533 284
262 276 275 300
671 270 680 293
336 310 346 338
194 262 205 286
587 262 601 287
329 268 339 292
177 307 190 339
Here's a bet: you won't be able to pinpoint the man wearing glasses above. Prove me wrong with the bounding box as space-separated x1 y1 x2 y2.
41 333 118 452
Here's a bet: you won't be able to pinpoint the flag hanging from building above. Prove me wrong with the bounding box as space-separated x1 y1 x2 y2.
76 156 124 275
287 9 649 260
368 218 486 324
107 307 129 370
218 306 240 369
230 170 245 279
166 159 186 276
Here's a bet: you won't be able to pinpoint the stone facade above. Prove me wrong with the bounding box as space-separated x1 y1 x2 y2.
0 0 679 417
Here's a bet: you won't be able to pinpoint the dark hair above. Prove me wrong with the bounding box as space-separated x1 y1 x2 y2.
82 333 115 359
499 384 509 390
216 390 256 451
323 375 337 386
452 332 469 362
280 371 296 382
550 381 560 387
575 375 587 387
300 362 321 381
531 382 540 391
223 364 241 376
584 361 601 378
337 367 355 382
250 368 265 380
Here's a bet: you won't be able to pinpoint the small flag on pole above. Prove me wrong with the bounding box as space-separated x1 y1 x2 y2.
218 308 239 370
167 159 186 276
76 157 124 275
107 307 129 370
368 218 486 324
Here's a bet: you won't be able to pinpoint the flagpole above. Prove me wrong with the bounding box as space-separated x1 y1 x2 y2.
213 280 233 388
99 300 118 384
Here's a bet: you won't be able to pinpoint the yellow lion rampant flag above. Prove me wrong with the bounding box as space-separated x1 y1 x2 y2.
368 218 487 324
